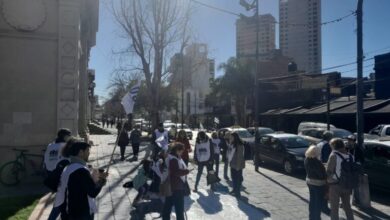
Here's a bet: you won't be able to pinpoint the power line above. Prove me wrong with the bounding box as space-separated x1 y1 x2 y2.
190 0 355 27
190 0 240 16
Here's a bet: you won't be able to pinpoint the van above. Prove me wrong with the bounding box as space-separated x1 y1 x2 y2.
297 122 336 133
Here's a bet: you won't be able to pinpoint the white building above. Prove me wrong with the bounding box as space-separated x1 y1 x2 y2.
279 0 322 74
236 14 276 60
169 44 215 126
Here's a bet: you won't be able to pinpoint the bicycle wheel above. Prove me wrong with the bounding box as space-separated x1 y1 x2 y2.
0 161 24 186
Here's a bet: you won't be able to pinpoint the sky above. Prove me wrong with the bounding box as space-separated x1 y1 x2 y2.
90 0 390 103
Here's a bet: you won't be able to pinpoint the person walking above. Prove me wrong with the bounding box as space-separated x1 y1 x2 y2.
44 128 72 175
151 123 170 160
193 131 214 192
220 131 231 180
211 132 221 178
326 138 355 220
305 145 327 220
59 142 108 220
130 125 142 161
102 118 106 128
118 127 130 161
176 130 192 166
317 131 333 163
162 143 191 220
228 132 245 198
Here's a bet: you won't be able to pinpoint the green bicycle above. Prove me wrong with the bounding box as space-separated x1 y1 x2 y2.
0 148 46 186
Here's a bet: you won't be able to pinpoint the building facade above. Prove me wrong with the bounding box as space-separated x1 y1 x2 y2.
169 44 215 126
279 0 322 74
236 14 276 60
0 0 98 162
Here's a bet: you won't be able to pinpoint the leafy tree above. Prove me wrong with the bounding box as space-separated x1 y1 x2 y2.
208 57 254 126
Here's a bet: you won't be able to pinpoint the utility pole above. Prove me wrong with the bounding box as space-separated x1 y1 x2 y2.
254 0 259 130
326 79 331 130
356 0 364 150
181 53 184 128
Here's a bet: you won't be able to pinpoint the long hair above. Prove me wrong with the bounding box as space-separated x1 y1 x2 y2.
196 131 208 144
231 132 243 147
177 130 188 142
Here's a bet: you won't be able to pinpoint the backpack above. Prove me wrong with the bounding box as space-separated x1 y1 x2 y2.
43 159 70 192
334 152 362 190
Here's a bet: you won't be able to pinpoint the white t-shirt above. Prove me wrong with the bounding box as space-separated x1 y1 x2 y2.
211 138 221 155
195 141 211 163
44 142 66 171
155 130 169 150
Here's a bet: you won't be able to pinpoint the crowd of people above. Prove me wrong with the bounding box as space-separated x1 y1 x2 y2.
42 124 365 220
305 132 365 220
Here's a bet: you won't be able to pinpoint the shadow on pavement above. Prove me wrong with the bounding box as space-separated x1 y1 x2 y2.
237 196 271 220
196 190 222 214
259 171 309 204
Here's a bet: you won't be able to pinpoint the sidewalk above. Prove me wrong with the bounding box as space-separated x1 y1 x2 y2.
38 134 269 220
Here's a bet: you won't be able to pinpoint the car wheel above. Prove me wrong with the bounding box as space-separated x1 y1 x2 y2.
283 160 294 174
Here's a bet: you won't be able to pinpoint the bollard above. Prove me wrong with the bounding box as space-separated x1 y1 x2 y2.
357 174 371 208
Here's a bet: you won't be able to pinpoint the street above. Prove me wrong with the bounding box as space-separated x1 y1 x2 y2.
39 133 390 220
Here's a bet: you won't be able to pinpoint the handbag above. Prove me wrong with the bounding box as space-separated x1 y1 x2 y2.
206 171 220 185
159 178 172 197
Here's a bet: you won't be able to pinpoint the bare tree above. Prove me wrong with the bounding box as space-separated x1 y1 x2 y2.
110 0 192 127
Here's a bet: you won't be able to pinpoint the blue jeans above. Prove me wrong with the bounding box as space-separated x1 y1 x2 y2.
48 206 61 220
308 184 325 220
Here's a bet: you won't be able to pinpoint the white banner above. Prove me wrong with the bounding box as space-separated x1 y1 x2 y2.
121 81 141 114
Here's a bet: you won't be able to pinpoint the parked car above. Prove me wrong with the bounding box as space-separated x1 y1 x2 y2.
176 123 193 140
218 126 255 159
297 122 336 134
247 127 275 138
298 128 352 140
256 133 310 174
368 124 390 138
363 139 390 191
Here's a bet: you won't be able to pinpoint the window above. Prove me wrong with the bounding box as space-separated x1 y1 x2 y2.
386 128 390 136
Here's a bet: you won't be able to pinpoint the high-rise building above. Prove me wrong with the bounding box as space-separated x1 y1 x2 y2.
279 0 322 74
236 14 276 60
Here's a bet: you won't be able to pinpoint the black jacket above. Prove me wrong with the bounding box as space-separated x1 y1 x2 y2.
118 131 130 147
304 158 327 181
61 168 103 219
130 129 142 144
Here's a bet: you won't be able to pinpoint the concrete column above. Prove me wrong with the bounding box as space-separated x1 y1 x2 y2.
57 0 81 134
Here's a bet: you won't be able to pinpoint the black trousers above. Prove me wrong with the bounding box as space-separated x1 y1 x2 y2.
231 168 243 196
162 190 185 220
132 143 140 157
119 145 126 159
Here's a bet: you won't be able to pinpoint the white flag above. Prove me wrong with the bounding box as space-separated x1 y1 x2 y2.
121 81 141 114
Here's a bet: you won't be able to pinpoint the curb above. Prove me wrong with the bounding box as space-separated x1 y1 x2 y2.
28 192 54 220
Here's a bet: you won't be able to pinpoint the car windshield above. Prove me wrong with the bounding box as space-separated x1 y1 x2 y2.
235 130 253 138
178 124 189 129
332 129 352 139
259 128 274 135
279 136 309 149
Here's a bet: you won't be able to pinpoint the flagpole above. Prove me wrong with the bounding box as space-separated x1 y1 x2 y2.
106 120 126 173
106 81 140 172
